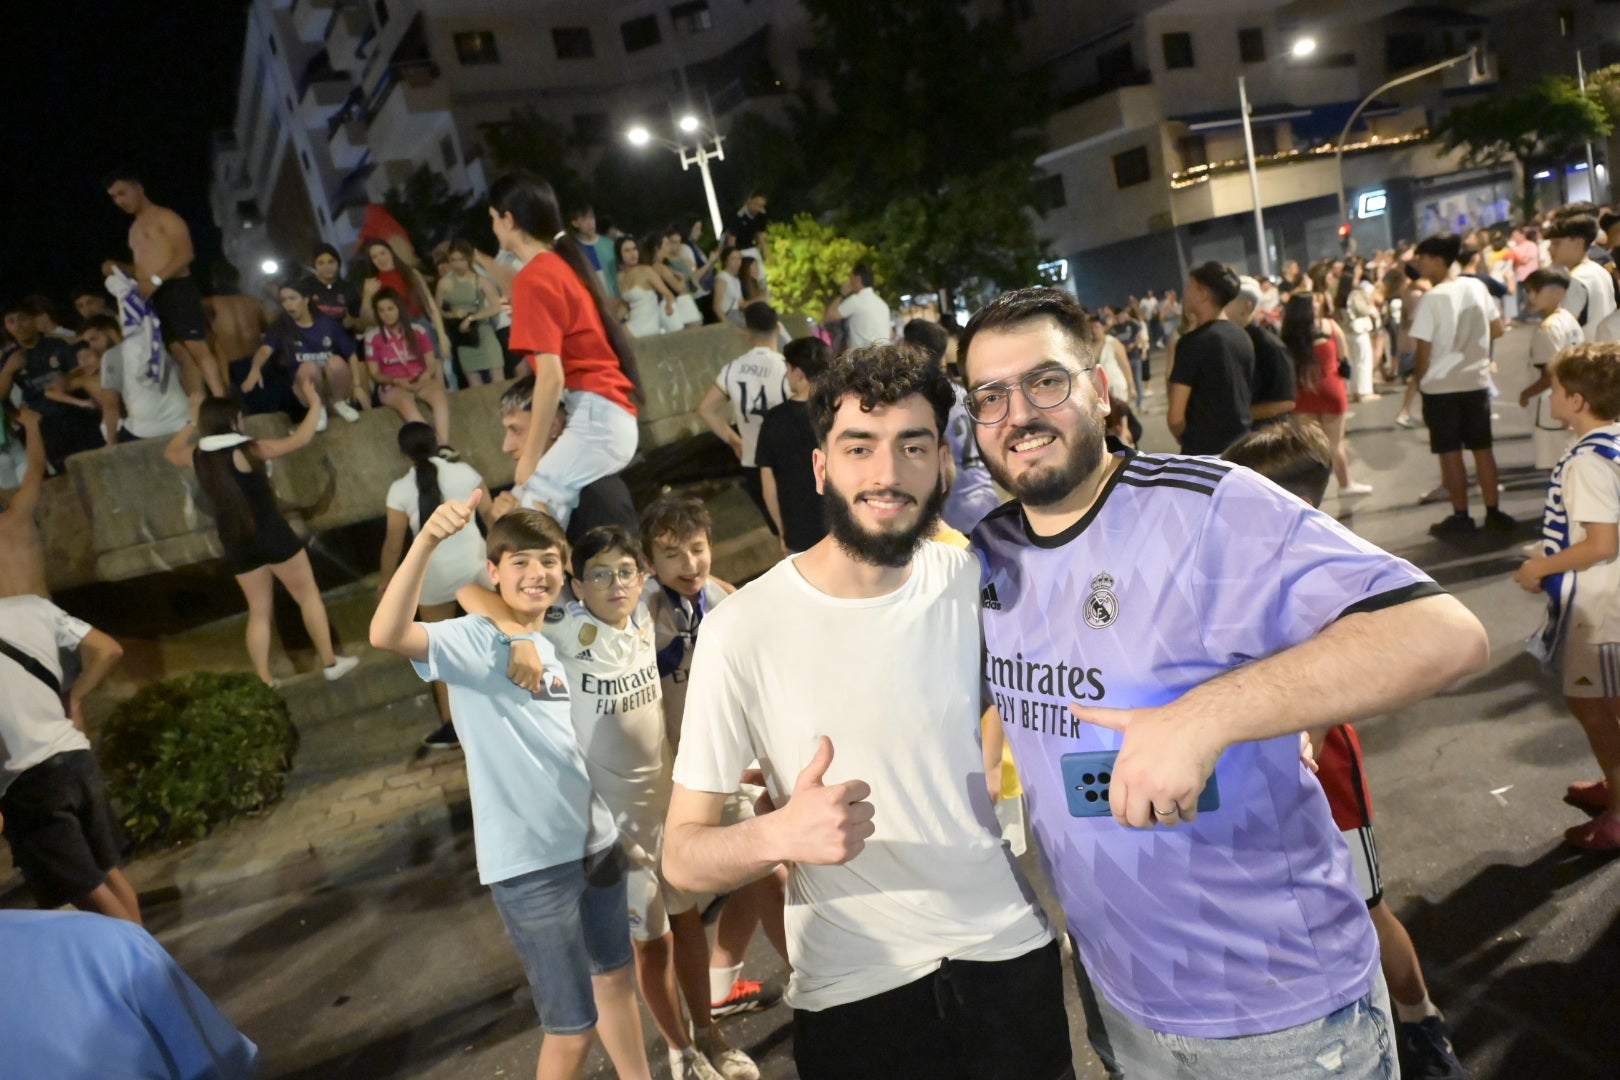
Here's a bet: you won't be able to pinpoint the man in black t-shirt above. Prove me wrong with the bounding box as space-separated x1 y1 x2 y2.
756 337 829 555
731 191 771 279
1168 262 1255 455
1227 276 1295 425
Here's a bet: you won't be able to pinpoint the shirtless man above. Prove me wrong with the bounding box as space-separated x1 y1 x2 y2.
103 167 226 397
202 266 272 391
0 408 50 599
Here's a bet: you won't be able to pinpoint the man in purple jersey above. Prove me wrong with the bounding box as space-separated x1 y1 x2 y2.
959 286 1489 1078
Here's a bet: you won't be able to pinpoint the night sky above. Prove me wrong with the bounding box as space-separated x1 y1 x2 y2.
3 1 248 307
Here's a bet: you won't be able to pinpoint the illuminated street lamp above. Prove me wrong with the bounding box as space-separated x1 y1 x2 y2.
1236 37 1318 277
259 258 280 276
625 113 726 241
1290 37 1317 59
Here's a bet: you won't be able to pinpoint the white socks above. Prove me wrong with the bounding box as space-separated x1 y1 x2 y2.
1393 994 1440 1024
709 962 743 1004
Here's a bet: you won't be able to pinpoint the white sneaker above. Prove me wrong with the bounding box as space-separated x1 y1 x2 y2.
316 407 329 432
323 655 360 681
332 400 361 423
669 1048 726 1080
1339 482 1373 496
695 1029 760 1080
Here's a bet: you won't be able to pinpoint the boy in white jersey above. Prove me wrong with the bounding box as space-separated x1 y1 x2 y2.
960 286 1488 1079
1517 268 1585 470
639 495 788 1017
664 346 1069 1080
1548 214 1618 332
1515 343 1620 852
369 501 655 1080
492 526 756 1080
697 304 789 525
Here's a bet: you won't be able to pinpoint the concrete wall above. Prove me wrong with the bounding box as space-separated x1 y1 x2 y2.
26 320 784 593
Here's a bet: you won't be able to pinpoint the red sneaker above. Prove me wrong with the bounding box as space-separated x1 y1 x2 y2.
1564 816 1620 852
1564 778 1611 815
710 978 781 1017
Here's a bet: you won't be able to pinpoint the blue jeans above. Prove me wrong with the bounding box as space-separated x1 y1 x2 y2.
489 856 634 1035
1128 352 1145 407
1076 958 1397 1079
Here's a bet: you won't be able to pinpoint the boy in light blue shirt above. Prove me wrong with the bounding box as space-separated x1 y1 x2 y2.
370 492 654 1080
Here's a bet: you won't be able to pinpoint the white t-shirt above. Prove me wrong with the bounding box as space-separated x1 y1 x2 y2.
544 600 670 859
1563 260 1618 331
715 347 789 468
384 458 486 606
714 271 742 317
1532 309 1584 369
100 339 189 440
0 596 92 797
672 543 1051 1011
1562 427 1620 642
840 287 893 348
1410 277 1496 394
1592 309 1620 344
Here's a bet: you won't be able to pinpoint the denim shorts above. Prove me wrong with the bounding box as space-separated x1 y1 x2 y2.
489 854 634 1035
1077 951 1396 1079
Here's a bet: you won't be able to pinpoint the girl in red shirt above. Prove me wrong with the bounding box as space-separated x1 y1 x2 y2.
365 288 454 453
488 171 644 528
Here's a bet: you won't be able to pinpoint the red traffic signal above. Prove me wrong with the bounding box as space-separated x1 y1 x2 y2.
1337 222 1352 239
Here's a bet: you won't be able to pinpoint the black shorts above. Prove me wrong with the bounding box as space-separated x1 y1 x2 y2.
1 750 124 909
223 523 305 576
150 277 210 343
791 941 1073 1080
1422 389 1492 454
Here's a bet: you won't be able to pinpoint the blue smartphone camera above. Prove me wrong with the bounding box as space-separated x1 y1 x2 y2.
1060 750 1220 818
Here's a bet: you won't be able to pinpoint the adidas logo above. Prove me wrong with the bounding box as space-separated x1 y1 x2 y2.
1576 676 1594 686
578 648 594 661
981 581 1002 610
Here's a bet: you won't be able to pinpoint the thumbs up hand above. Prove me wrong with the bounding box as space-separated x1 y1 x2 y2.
773 736 874 865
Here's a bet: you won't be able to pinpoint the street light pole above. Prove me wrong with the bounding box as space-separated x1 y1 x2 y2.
679 137 727 243
1335 48 1478 229
1577 50 1603 204
1238 75 1270 278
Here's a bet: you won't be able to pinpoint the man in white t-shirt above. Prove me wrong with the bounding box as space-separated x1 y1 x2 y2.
1410 232 1511 536
79 315 188 444
1549 214 1618 332
0 594 138 923
827 263 892 349
663 346 1069 1080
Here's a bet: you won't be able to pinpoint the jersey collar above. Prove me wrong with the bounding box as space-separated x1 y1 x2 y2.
1017 449 1133 550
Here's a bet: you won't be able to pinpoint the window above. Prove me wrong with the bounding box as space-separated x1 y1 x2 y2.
375 0 390 27
553 26 594 59
1178 134 1208 168
440 135 457 171
1251 126 1278 156
670 1 712 34
1112 146 1151 188
1385 33 1430 71
1238 28 1265 64
1162 32 1194 69
455 30 500 65
621 15 661 53
1033 174 1066 213
573 112 610 145
1097 42 1136 86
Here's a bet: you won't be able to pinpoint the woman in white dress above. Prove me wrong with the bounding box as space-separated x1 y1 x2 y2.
651 232 704 331
615 235 677 338
711 246 743 327
377 421 493 748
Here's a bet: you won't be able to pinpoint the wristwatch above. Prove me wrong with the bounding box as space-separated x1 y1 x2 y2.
150 275 163 288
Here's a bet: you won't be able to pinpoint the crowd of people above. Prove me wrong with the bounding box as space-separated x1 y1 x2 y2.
9 166 1620 1080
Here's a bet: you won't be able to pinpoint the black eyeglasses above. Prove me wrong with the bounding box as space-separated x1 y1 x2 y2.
584 568 643 588
965 366 1094 425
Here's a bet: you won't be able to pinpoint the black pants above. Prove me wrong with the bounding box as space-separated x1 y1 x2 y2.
792 940 1074 1080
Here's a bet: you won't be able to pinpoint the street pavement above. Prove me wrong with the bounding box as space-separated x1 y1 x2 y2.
18 338 1620 1079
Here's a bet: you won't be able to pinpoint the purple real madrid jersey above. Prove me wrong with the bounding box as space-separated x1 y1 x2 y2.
971 451 1441 1038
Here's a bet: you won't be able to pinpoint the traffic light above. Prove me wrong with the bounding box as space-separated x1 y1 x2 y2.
1337 222 1351 240
1337 222 1354 254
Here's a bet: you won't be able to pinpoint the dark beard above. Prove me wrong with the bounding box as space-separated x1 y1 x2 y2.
822 477 947 568
981 417 1106 507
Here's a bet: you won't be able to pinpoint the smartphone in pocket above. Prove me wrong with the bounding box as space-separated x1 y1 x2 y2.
1060 750 1221 818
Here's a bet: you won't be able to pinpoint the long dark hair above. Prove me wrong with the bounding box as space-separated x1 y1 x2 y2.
370 286 421 365
193 396 264 549
1280 293 1322 390
739 256 763 302
397 422 442 529
487 171 644 402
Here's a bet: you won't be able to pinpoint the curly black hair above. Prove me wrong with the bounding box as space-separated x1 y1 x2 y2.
808 343 956 445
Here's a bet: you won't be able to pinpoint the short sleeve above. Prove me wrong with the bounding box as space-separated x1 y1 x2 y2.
384 476 412 515
1192 469 1443 665
362 330 381 361
1409 290 1439 344
1596 312 1620 344
1563 454 1620 527
509 265 565 356
1168 333 1204 389
413 327 434 356
670 612 757 794
101 349 125 394
754 413 779 470
125 924 260 1077
1564 276 1591 321
411 618 490 687
51 603 92 650
331 321 357 358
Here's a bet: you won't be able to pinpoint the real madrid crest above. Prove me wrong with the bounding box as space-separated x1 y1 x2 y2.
1085 571 1118 629
578 623 598 646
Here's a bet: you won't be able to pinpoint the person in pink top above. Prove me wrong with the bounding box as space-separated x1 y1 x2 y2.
1511 226 1543 284
365 288 454 454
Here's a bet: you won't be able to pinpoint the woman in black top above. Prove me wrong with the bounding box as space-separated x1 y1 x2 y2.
164 388 358 686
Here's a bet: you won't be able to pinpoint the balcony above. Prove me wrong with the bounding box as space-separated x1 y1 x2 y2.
300 76 351 131
325 1 374 75
1039 84 1162 167
291 0 336 44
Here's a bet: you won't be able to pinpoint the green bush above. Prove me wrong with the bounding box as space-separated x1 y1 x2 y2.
99 673 298 848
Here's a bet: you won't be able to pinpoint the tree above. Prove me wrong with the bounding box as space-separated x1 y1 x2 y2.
1431 76 1610 221
792 0 1051 304
479 107 590 214
763 214 873 317
381 164 489 253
